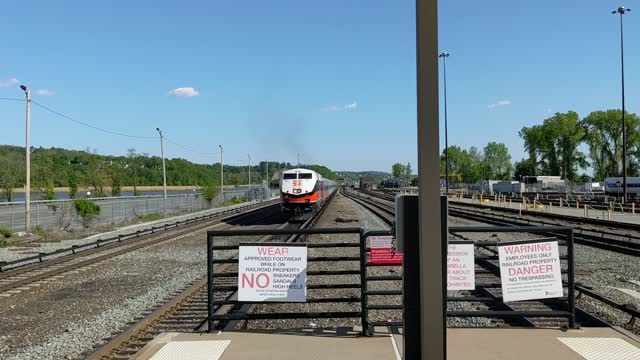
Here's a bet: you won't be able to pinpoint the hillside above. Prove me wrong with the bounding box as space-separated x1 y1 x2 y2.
0 145 335 201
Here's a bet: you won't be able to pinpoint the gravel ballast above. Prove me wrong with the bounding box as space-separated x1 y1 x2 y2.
0 207 284 360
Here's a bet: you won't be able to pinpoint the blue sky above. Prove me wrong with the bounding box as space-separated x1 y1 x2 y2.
1 1 638 173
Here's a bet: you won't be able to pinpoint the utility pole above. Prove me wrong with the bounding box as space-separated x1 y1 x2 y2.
20 85 31 233
156 128 167 202
219 145 224 202
613 6 631 202
439 51 450 196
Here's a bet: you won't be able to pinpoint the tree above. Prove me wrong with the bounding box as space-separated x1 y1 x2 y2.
513 159 536 181
483 142 512 180
519 111 587 180
0 152 24 202
583 110 640 179
391 163 404 178
200 179 220 206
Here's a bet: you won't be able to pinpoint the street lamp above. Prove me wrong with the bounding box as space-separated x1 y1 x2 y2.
219 145 224 201
20 85 31 232
438 51 450 195
156 128 167 203
247 154 252 198
613 6 631 202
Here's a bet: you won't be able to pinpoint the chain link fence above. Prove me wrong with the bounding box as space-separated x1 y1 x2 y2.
0 187 281 233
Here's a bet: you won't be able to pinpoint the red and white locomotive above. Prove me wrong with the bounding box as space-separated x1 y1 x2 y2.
280 168 334 218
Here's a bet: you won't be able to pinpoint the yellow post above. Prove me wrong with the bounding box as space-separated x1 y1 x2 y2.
533 199 537 211
559 199 562 208
633 202 635 215
576 200 579 209
584 204 587 218
608 209 611 221
549 203 553 213
519 203 522 216
509 198 512 208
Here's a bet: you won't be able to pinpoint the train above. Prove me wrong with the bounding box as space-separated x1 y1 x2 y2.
604 177 640 197
280 168 335 218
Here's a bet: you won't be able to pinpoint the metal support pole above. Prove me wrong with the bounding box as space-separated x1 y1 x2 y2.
567 228 576 328
23 86 31 233
613 7 631 201
219 145 224 202
439 52 450 195
359 228 370 336
416 0 445 358
207 235 214 332
156 128 168 211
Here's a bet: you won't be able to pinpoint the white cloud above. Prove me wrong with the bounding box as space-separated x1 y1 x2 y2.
488 99 511 109
323 101 358 112
0 78 19 87
168 87 200 97
36 89 55 96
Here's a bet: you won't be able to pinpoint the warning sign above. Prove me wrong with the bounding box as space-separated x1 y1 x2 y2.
370 248 403 265
368 235 394 249
498 239 563 302
447 243 475 290
238 243 307 302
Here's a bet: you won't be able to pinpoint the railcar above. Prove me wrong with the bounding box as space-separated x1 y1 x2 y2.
280 168 335 219
604 177 640 197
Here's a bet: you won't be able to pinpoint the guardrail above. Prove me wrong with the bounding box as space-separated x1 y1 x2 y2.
0 200 277 272
206 225 577 335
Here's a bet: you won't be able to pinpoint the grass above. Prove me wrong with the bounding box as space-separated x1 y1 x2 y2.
141 213 162 222
0 226 13 238
0 239 19 248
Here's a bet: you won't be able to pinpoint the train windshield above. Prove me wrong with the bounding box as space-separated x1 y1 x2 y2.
283 173 297 179
299 173 313 179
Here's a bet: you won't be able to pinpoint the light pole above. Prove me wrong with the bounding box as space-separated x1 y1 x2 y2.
613 6 631 202
247 154 251 197
156 128 167 202
20 85 31 232
438 51 450 195
219 145 224 202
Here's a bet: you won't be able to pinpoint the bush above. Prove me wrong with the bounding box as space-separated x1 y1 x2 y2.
33 225 47 238
141 213 162 222
0 226 13 238
199 181 220 205
74 199 101 227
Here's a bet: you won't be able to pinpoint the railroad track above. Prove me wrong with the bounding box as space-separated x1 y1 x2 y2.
344 188 617 329
0 201 278 297
85 190 337 359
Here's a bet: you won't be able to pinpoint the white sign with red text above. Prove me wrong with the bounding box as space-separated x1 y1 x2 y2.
238 244 307 302
447 243 475 290
498 240 563 302
367 235 394 249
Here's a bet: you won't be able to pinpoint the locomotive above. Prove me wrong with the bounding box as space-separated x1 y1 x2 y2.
280 168 335 218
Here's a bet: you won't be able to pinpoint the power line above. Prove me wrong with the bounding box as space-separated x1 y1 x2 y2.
0 97 25 102
31 100 156 139
164 136 220 156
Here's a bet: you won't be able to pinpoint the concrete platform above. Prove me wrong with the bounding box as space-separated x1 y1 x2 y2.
134 326 640 360
455 197 640 225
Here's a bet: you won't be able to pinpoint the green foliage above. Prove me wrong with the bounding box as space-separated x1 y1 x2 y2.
200 180 220 203
391 163 412 180
519 111 587 181
483 142 512 180
0 226 13 238
69 180 78 199
513 159 537 181
42 181 58 212
141 213 162 222
583 110 640 179
336 171 390 185
0 149 24 202
73 199 101 227
33 225 47 238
